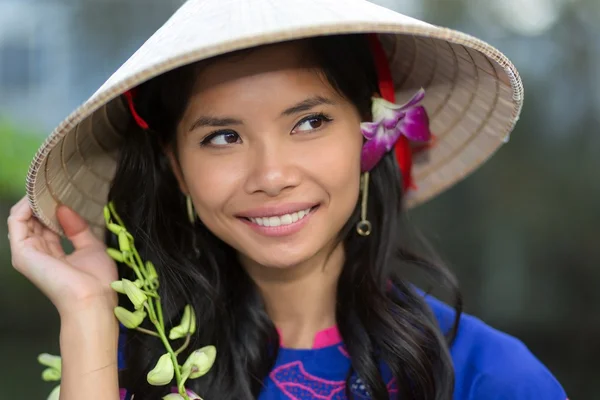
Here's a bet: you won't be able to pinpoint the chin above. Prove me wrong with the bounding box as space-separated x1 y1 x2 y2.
239 242 319 270
249 252 310 270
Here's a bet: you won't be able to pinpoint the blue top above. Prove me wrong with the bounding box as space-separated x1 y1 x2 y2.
119 293 567 399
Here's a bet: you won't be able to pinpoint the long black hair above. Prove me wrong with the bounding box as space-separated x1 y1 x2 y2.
109 34 461 399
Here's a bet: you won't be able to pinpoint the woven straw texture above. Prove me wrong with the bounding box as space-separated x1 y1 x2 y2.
26 0 523 239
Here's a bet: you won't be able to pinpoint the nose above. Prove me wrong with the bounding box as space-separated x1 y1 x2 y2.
243 141 302 197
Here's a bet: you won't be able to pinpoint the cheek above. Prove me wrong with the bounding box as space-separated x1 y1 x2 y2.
306 124 362 202
181 156 243 217
317 125 362 174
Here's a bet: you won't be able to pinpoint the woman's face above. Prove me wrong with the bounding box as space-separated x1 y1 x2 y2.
171 42 363 269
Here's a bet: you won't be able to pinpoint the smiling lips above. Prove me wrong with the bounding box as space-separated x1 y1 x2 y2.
238 204 318 236
248 207 312 227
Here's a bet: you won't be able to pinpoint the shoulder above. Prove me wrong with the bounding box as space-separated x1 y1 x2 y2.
422 292 568 400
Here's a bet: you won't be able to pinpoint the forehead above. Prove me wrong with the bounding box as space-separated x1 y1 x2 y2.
190 41 336 100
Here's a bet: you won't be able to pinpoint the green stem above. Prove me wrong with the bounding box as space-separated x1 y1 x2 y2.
131 247 162 327
146 297 158 327
144 301 186 398
144 302 160 331
175 334 191 356
129 261 145 282
107 203 190 400
132 248 148 280
155 295 165 329
154 324 188 400
135 327 160 337
108 202 126 227
128 260 157 326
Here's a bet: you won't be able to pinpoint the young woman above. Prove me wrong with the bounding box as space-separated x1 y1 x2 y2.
8 0 567 399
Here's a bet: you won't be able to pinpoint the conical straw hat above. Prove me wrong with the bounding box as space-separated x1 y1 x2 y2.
26 0 523 239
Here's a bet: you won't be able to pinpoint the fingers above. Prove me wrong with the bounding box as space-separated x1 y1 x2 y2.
7 196 33 249
41 223 66 259
56 205 102 250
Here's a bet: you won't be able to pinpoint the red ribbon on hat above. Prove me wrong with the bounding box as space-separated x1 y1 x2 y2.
123 88 149 130
367 33 416 192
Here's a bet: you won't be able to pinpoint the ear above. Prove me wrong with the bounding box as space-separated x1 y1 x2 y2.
165 146 189 195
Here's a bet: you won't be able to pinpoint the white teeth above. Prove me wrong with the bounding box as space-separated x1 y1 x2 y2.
249 208 312 227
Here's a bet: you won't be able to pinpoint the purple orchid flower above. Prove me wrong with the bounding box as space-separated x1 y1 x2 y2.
360 88 431 172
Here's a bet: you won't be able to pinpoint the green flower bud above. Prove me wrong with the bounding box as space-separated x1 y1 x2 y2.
114 307 146 329
42 368 61 382
110 280 125 294
118 230 132 252
146 261 157 279
145 261 159 289
47 385 60 400
106 248 125 263
37 353 61 372
169 305 197 340
181 345 216 380
111 279 143 294
123 278 147 309
107 223 124 235
147 353 175 386
103 206 111 224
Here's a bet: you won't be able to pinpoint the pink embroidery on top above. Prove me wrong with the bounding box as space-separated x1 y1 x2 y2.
337 346 350 358
270 361 346 399
269 361 397 400
387 378 398 395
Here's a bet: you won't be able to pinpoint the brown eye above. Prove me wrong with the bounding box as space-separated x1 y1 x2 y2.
222 132 239 143
201 130 241 146
308 118 324 129
293 114 332 133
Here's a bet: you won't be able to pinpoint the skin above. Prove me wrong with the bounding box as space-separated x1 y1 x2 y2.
7 41 365 398
169 42 364 347
8 199 120 400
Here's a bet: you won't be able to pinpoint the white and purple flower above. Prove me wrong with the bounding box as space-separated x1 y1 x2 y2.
360 88 431 172
163 388 203 399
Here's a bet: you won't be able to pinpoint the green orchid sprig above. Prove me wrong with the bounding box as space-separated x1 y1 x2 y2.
37 202 216 400
104 201 216 399
38 353 61 400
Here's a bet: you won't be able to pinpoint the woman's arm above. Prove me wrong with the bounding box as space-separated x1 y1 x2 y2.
7 198 122 399
59 299 121 400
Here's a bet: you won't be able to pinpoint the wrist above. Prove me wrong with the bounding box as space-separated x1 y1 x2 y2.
58 292 117 321
60 300 119 347
58 307 121 400
59 305 120 367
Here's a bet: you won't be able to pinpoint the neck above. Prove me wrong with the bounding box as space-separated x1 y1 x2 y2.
240 241 344 349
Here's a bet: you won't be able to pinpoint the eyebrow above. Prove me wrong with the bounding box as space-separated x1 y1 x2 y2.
280 96 336 116
189 116 243 132
188 95 336 132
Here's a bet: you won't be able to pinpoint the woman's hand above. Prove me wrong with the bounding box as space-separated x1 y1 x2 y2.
7 197 118 318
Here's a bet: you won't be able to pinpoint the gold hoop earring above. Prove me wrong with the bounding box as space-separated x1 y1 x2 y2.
186 195 196 224
356 172 372 236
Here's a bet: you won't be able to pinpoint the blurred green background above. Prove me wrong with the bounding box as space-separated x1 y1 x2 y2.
1 0 598 398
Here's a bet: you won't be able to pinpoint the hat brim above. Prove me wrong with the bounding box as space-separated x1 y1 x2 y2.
26 2 523 239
